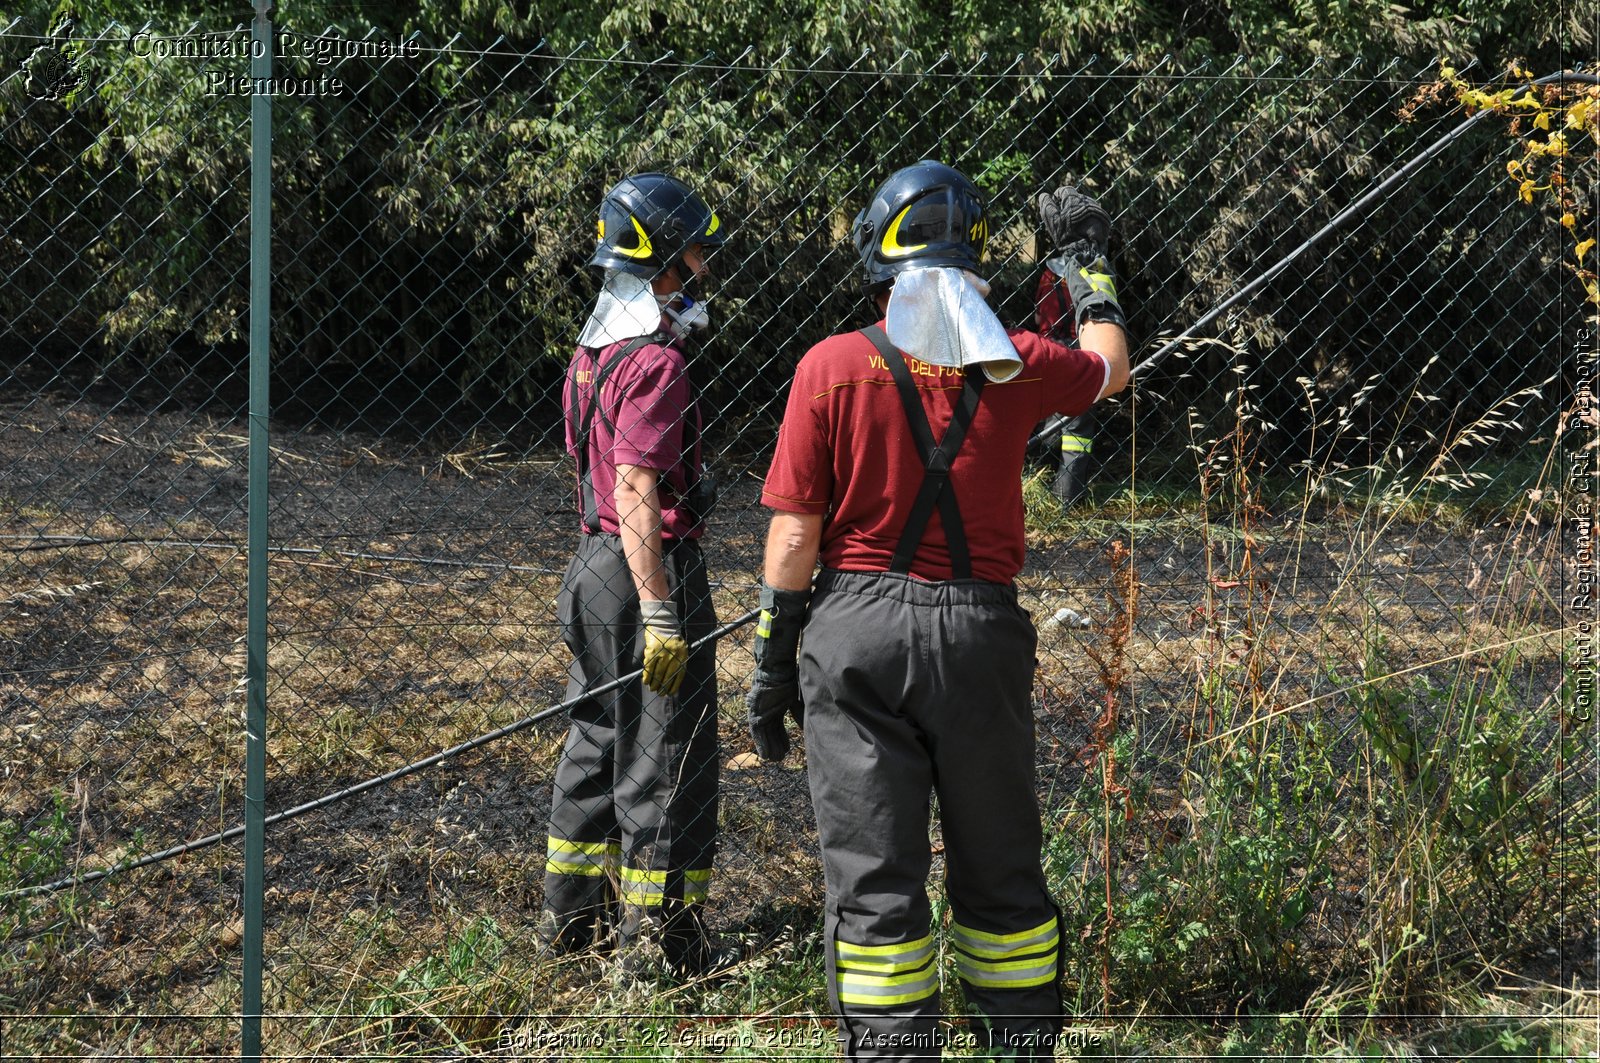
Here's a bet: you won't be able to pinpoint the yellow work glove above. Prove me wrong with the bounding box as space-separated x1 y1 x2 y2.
639 599 688 696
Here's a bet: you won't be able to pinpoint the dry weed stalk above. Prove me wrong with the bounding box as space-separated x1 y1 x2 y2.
1080 538 1137 1008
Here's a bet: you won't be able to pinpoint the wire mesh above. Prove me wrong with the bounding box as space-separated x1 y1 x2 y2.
0 19 1593 1060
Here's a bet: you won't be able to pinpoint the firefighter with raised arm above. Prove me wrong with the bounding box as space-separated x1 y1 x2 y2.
745 162 1130 1059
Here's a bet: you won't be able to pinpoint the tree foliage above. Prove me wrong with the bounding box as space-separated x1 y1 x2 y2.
0 0 1586 448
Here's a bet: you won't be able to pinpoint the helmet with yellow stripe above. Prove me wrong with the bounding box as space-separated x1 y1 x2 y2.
590 172 725 278
850 160 988 297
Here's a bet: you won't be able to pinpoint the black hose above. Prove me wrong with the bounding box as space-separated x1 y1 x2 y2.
15 70 1592 898
7 607 761 899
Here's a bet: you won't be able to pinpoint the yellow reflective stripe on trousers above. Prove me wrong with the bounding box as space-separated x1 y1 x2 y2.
544 837 619 877
836 934 938 1007
951 916 1059 989
836 933 935 971
1061 433 1092 454
954 949 1058 988
620 867 665 905
950 916 1057 959
619 866 712 906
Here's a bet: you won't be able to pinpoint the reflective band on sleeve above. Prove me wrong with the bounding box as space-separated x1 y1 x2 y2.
836 934 939 1007
1078 267 1118 299
951 916 1059 990
757 609 774 638
544 837 619 878
1061 433 1092 454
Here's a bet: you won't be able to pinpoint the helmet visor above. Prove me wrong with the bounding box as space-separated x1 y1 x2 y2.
881 188 986 261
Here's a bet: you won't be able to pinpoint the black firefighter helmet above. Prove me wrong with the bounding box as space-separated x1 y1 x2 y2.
850 160 989 297
590 172 725 278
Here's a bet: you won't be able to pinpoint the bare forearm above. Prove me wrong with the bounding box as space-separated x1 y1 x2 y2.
1080 320 1131 397
762 512 824 591
614 464 671 602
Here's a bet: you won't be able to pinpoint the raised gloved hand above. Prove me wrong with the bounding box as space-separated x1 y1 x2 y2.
745 580 809 762
639 599 688 696
1036 185 1125 329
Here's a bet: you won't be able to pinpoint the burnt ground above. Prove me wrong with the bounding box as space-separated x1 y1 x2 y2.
0 383 1591 1056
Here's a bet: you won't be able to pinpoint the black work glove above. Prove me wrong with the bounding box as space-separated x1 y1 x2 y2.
1037 185 1126 330
745 580 810 762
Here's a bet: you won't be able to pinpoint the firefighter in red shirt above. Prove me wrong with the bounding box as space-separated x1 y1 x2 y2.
540 172 724 979
745 162 1130 1059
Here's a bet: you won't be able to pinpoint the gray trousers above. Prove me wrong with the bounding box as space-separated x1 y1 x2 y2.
801 569 1062 1061
542 534 719 956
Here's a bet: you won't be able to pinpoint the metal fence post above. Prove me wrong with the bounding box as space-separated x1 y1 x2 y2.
243 2 274 1059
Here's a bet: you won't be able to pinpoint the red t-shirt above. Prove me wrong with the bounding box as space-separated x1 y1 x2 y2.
760 322 1108 583
565 337 703 541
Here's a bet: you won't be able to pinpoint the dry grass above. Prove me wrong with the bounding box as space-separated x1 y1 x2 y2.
1 385 1592 1059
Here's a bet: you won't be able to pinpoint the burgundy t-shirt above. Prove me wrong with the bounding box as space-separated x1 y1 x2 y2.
760 322 1108 583
565 337 703 541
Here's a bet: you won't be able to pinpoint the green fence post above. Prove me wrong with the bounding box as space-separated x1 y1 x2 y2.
243 2 273 1059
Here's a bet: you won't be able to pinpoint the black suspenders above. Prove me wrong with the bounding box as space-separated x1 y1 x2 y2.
859 326 987 579
570 335 655 533
569 334 706 534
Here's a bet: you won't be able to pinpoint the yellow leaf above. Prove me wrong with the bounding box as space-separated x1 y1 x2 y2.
1577 238 1596 265
1569 98 1594 130
1463 88 1508 110
1519 180 1536 204
1533 110 1551 131
1563 213 1577 229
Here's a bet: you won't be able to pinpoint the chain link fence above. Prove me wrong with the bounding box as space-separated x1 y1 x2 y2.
2 16 1595 1059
